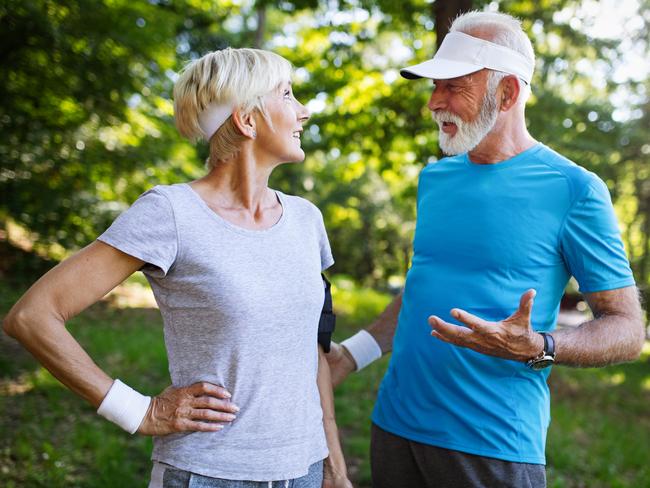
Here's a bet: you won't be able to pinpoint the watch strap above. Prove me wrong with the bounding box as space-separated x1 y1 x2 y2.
540 332 555 357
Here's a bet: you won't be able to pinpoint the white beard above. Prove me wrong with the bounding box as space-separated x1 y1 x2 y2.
432 85 500 156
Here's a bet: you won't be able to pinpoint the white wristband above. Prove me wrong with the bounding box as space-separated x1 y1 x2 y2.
97 379 151 434
341 330 382 371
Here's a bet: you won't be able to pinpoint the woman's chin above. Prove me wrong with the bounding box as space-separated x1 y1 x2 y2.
283 150 306 164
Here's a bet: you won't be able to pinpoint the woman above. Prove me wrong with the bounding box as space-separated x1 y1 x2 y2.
3 48 352 488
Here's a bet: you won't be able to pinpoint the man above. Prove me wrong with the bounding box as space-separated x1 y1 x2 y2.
329 10 646 488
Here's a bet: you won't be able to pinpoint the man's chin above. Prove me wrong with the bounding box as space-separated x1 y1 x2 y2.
439 131 486 156
438 135 466 156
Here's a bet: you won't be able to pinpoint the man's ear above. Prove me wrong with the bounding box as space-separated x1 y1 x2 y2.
231 109 257 139
499 75 521 111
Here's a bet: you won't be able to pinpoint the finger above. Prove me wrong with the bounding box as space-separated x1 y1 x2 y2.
188 381 232 399
449 308 490 333
180 419 226 433
193 396 240 413
428 315 473 344
190 408 237 423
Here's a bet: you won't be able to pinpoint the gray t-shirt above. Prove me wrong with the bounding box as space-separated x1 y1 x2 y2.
98 183 333 481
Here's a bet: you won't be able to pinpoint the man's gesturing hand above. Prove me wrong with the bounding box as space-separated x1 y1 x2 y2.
428 289 545 362
138 382 239 436
326 342 357 388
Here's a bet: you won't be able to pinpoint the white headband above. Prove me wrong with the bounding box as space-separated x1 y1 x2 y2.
400 31 534 84
198 103 233 140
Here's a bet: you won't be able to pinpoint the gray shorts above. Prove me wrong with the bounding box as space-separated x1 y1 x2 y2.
149 460 323 488
371 423 546 488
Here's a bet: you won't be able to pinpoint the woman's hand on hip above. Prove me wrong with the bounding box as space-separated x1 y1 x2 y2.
138 382 239 435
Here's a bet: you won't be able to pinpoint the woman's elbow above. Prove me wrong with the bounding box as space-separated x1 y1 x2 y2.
3 306 37 341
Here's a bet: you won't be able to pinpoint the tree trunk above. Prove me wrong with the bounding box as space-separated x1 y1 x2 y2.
635 172 650 307
432 0 473 159
434 0 474 49
254 3 266 48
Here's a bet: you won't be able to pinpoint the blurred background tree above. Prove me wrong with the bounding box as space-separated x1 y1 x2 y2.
1 0 648 301
1 1 649 486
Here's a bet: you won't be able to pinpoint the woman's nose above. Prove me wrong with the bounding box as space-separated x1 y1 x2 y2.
296 100 310 123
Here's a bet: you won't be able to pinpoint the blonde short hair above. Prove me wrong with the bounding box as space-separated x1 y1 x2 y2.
173 48 292 166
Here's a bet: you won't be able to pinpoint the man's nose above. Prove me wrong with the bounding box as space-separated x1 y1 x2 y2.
427 88 446 112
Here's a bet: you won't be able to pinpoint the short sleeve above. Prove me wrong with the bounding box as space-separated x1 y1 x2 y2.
560 178 635 293
316 210 334 271
97 188 178 278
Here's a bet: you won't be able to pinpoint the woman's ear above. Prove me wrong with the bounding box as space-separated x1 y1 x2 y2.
231 109 257 139
499 75 521 112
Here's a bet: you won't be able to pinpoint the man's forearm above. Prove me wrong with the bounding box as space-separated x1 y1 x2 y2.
553 286 645 367
340 291 402 370
329 292 403 386
553 314 645 367
366 291 403 354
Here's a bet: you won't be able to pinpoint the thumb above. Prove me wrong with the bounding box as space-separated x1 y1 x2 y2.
518 289 536 319
506 289 536 323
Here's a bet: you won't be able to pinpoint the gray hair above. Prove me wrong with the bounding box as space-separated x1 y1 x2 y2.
451 11 534 104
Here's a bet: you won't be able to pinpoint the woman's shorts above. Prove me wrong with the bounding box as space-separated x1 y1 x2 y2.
149 459 324 488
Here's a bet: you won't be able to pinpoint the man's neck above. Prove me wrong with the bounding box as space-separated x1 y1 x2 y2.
467 115 537 165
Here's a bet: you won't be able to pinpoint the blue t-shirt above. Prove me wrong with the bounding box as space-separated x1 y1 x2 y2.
372 143 635 465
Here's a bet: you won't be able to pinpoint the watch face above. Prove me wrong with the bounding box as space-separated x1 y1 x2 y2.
530 357 554 370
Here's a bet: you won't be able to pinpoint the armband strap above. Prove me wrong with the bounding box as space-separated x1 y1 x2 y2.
97 379 151 434
341 330 382 371
318 274 336 353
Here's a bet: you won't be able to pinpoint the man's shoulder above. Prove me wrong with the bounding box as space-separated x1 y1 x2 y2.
530 144 602 196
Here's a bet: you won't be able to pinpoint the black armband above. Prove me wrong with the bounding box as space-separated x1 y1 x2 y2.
317 274 336 353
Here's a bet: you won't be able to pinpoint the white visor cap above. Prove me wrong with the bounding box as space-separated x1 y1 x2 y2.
400 31 534 85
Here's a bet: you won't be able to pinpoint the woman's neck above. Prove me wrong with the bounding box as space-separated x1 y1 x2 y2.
194 148 276 209
189 149 282 229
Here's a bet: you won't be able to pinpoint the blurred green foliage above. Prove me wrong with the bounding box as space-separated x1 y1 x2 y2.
1 0 648 297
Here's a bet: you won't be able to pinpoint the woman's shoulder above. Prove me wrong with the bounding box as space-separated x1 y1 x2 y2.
134 183 199 210
276 191 324 220
276 191 321 211
142 183 188 199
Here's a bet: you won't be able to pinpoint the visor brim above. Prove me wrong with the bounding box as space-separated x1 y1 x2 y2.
400 58 483 80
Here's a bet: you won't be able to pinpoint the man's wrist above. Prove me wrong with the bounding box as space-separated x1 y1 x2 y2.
526 332 556 370
341 330 382 371
527 331 546 359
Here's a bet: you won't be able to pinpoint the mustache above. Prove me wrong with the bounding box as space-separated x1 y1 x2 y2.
431 110 463 126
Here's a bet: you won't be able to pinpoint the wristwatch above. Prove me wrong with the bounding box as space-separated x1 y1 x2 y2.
526 332 556 370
